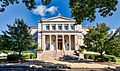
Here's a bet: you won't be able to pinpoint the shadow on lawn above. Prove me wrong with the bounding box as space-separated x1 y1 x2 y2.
0 59 67 71
24 60 69 69
0 59 7 64
1 59 120 71
59 58 96 63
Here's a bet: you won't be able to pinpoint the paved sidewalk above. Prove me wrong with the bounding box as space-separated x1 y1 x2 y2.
42 59 116 69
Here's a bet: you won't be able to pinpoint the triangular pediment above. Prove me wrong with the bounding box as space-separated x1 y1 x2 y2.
42 15 75 22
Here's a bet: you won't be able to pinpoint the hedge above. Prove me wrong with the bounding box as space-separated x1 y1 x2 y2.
84 54 116 62
84 54 99 60
22 53 36 59
103 55 116 62
7 54 20 61
7 53 36 61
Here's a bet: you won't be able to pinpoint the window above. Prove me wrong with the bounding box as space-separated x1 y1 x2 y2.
71 25 75 30
58 25 62 30
46 25 49 30
64 25 68 30
52 25 56 30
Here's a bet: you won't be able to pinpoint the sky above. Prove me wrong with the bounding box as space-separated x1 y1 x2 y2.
0 0 120 34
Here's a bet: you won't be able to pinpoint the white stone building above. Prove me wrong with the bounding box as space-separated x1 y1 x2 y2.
30 14 88 59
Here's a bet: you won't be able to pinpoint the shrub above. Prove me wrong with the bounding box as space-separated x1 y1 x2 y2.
30 53 36 59
22 53 30 59
103 55 116 62
84 54 116 62
78 48 84 53
7 54 19 61
37 48 43 53
22 53 36 59
84 54 99 60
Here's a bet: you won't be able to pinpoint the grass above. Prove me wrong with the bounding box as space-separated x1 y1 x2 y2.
115 57 120 64
0 56 7 64
0 56 7 59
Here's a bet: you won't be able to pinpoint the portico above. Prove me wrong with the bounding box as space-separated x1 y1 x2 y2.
42 34 76 51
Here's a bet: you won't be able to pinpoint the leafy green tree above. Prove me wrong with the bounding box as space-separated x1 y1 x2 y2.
0 0 118 24
105 27 120 57
84 23 109 60
0 35 11 51
84 23 120 59
2 19 35 60
0 0 51 12
69 0 118 23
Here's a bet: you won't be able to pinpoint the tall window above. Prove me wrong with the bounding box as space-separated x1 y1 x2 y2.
64 24 69 30
58 25 62 30
46 25 49 30
71 25 75 30
52 25 56 30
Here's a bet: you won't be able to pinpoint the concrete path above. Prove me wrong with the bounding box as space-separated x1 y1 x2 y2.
42 59 116 69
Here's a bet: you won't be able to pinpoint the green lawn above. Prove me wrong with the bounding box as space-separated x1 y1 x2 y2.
0 56 7 59
116 57 120 64
0 56 7 64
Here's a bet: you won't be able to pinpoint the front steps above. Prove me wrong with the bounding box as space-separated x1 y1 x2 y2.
37 50 74 60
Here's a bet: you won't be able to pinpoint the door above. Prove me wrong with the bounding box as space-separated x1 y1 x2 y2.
58 39 62 50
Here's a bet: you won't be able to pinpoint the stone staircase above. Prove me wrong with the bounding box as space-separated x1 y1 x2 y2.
37 50 74 60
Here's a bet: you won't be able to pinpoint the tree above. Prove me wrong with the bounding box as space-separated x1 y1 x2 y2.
105 27 120 56
84 23 120 59
0 0 118 24
2 19 34 60
0 0 51 12
84 23 109 60
69 0 118 23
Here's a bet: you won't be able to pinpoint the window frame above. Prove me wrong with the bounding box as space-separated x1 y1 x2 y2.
64 24 69 30
52 25 56 30
58 25 62 30
46 25 50 30
71 25 75 30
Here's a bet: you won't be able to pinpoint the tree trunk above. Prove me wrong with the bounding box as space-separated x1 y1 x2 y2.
18 51 22 61
100 52 104 62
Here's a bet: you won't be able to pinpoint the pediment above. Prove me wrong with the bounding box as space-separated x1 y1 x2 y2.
42 15 75 22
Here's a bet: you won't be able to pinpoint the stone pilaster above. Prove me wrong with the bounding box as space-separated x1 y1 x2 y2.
69 35 71 51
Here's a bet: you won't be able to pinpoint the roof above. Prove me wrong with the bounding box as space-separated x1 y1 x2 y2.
40 14 75 22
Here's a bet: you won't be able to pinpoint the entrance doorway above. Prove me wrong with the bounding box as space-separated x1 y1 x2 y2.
58 39 62 50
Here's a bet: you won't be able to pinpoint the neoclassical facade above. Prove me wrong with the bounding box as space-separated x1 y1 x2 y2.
30 14 88 59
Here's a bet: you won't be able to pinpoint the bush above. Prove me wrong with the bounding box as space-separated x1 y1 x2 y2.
78 48 84 53
103 55 116 62
22 53 36 59
7 54 19 61
84 54 117 62
84 54 99 60
37 48 43 53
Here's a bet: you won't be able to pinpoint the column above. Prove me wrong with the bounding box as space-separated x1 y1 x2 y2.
62 35 65 55
42 34 45 51
56 24 58 30
62 24 64 30
50 24 52 30
50 35 52 50
56 35 58 50
62 35 65 50
69 35 71 51
75 35 77 50
69 24 71 30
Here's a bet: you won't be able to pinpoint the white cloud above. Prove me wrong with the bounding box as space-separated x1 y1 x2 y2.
33 5 58 16
46 6 57 14
33 5 46 16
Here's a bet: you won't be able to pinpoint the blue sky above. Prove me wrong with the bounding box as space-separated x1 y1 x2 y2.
0 0 120 34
